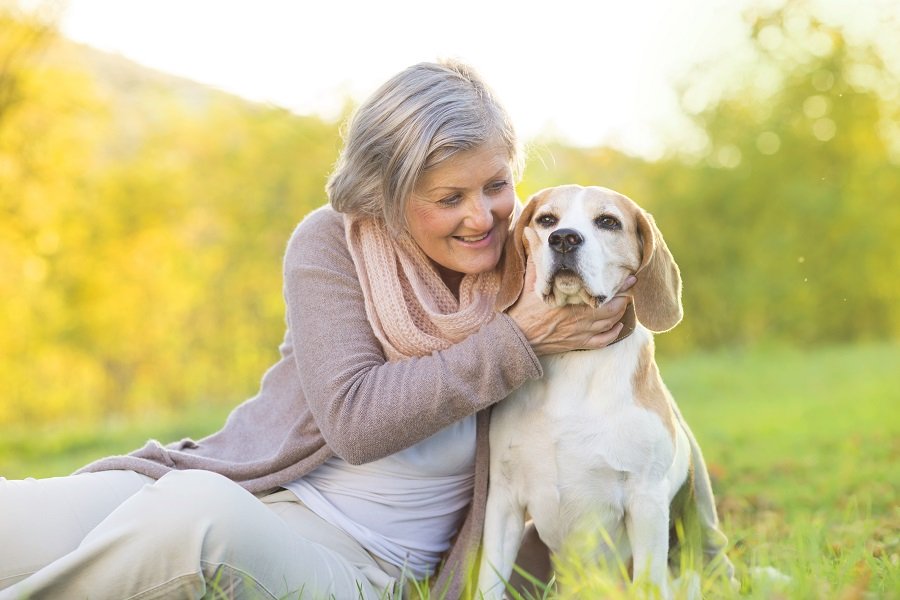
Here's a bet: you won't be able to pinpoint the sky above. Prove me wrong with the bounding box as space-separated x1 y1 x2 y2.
57 0 895 158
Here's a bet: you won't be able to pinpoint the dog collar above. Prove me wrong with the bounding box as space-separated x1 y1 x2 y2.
608 302 637 347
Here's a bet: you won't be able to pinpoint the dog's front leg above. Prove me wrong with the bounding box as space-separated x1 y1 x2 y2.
478 484 526 600
625 484 671 599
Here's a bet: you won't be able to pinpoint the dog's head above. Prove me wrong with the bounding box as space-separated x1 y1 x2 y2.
509 185 683 333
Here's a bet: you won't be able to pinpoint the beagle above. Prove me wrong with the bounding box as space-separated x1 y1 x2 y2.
479 185 727 599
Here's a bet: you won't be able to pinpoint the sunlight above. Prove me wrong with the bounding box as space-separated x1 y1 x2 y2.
59 0 763 157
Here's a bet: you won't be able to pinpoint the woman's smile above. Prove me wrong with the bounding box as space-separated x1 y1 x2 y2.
453 229 492 245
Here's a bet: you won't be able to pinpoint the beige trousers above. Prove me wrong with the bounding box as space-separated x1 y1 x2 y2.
0 469 402 599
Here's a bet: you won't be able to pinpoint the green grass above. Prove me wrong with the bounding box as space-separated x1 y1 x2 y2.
657 341 900 599
0 405 232 479
2 342 898 599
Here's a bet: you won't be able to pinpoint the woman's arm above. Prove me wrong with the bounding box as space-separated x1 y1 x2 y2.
284 208 542 464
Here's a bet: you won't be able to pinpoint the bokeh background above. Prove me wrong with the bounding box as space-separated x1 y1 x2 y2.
1 0 897 596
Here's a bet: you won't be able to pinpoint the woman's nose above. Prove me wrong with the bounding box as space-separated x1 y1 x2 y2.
467 194 494 230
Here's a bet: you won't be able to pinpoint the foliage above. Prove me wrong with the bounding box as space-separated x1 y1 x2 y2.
521 4 900 352
2 2 897 598
0 1 898 428
0 5 339 425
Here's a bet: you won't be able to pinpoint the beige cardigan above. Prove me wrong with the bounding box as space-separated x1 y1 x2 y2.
77 204 543 597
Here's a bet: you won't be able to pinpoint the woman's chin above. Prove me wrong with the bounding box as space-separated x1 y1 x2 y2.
459 250 505 276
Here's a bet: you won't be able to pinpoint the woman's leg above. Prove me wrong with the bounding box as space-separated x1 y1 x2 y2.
0 469 396 600
0 470 153 590
260 489 404 594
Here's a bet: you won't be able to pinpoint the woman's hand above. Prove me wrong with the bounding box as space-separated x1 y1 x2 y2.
507 261 637 356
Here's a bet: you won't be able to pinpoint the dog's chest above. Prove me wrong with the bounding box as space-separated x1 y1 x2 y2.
497 331 673 471
489 332 677 545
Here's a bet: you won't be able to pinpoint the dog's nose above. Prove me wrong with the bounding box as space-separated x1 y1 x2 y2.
548 228 584 254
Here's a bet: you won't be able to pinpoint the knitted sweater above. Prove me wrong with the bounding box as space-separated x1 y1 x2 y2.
76 204 543 597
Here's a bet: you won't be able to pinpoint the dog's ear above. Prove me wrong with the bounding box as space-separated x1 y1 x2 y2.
495 191 546 311
632 208 683 332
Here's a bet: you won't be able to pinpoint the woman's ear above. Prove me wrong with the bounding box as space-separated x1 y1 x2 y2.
495 191 544 311
632 209 683 333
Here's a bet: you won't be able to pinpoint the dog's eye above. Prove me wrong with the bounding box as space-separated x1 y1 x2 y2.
535 214 558 228
595 215 622 230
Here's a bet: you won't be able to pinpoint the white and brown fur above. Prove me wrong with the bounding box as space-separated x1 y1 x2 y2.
479 185 710 599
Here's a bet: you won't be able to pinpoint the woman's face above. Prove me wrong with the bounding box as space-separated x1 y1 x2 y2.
405 143 516 291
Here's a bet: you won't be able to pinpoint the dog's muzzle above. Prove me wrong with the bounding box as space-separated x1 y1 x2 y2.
545 228 609 307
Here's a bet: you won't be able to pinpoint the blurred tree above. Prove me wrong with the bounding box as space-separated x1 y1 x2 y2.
2 0 898 428
0 3 340 426
0 2 113 424
522 1 900 351
665 2 900 348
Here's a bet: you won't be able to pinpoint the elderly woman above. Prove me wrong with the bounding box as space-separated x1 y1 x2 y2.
0 61 724 599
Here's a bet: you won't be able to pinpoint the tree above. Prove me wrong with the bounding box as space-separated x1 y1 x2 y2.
522 1 900 350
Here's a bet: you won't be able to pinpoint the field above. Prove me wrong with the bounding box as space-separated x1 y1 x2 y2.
2 342 898 599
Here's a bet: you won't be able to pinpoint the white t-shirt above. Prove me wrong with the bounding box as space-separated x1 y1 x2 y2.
282 414 476 578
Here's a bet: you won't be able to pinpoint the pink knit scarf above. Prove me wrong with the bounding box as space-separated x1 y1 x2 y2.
344 214 515 361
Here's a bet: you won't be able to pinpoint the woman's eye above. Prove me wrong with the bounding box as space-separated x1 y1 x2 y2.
595 215 622 230
486 180 508 193
536 214 558 227
438 194 462 206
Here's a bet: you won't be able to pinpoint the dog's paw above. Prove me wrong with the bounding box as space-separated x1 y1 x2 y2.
672 571 702 600
730 566 792 596
749 565 792 585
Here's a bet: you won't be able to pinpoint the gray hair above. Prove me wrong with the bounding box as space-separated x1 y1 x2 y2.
327 59 522 233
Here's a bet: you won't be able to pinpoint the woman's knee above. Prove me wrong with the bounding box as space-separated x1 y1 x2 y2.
129 470 293 578
142 470 255 528
154 469 241 498
85 470 253 547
